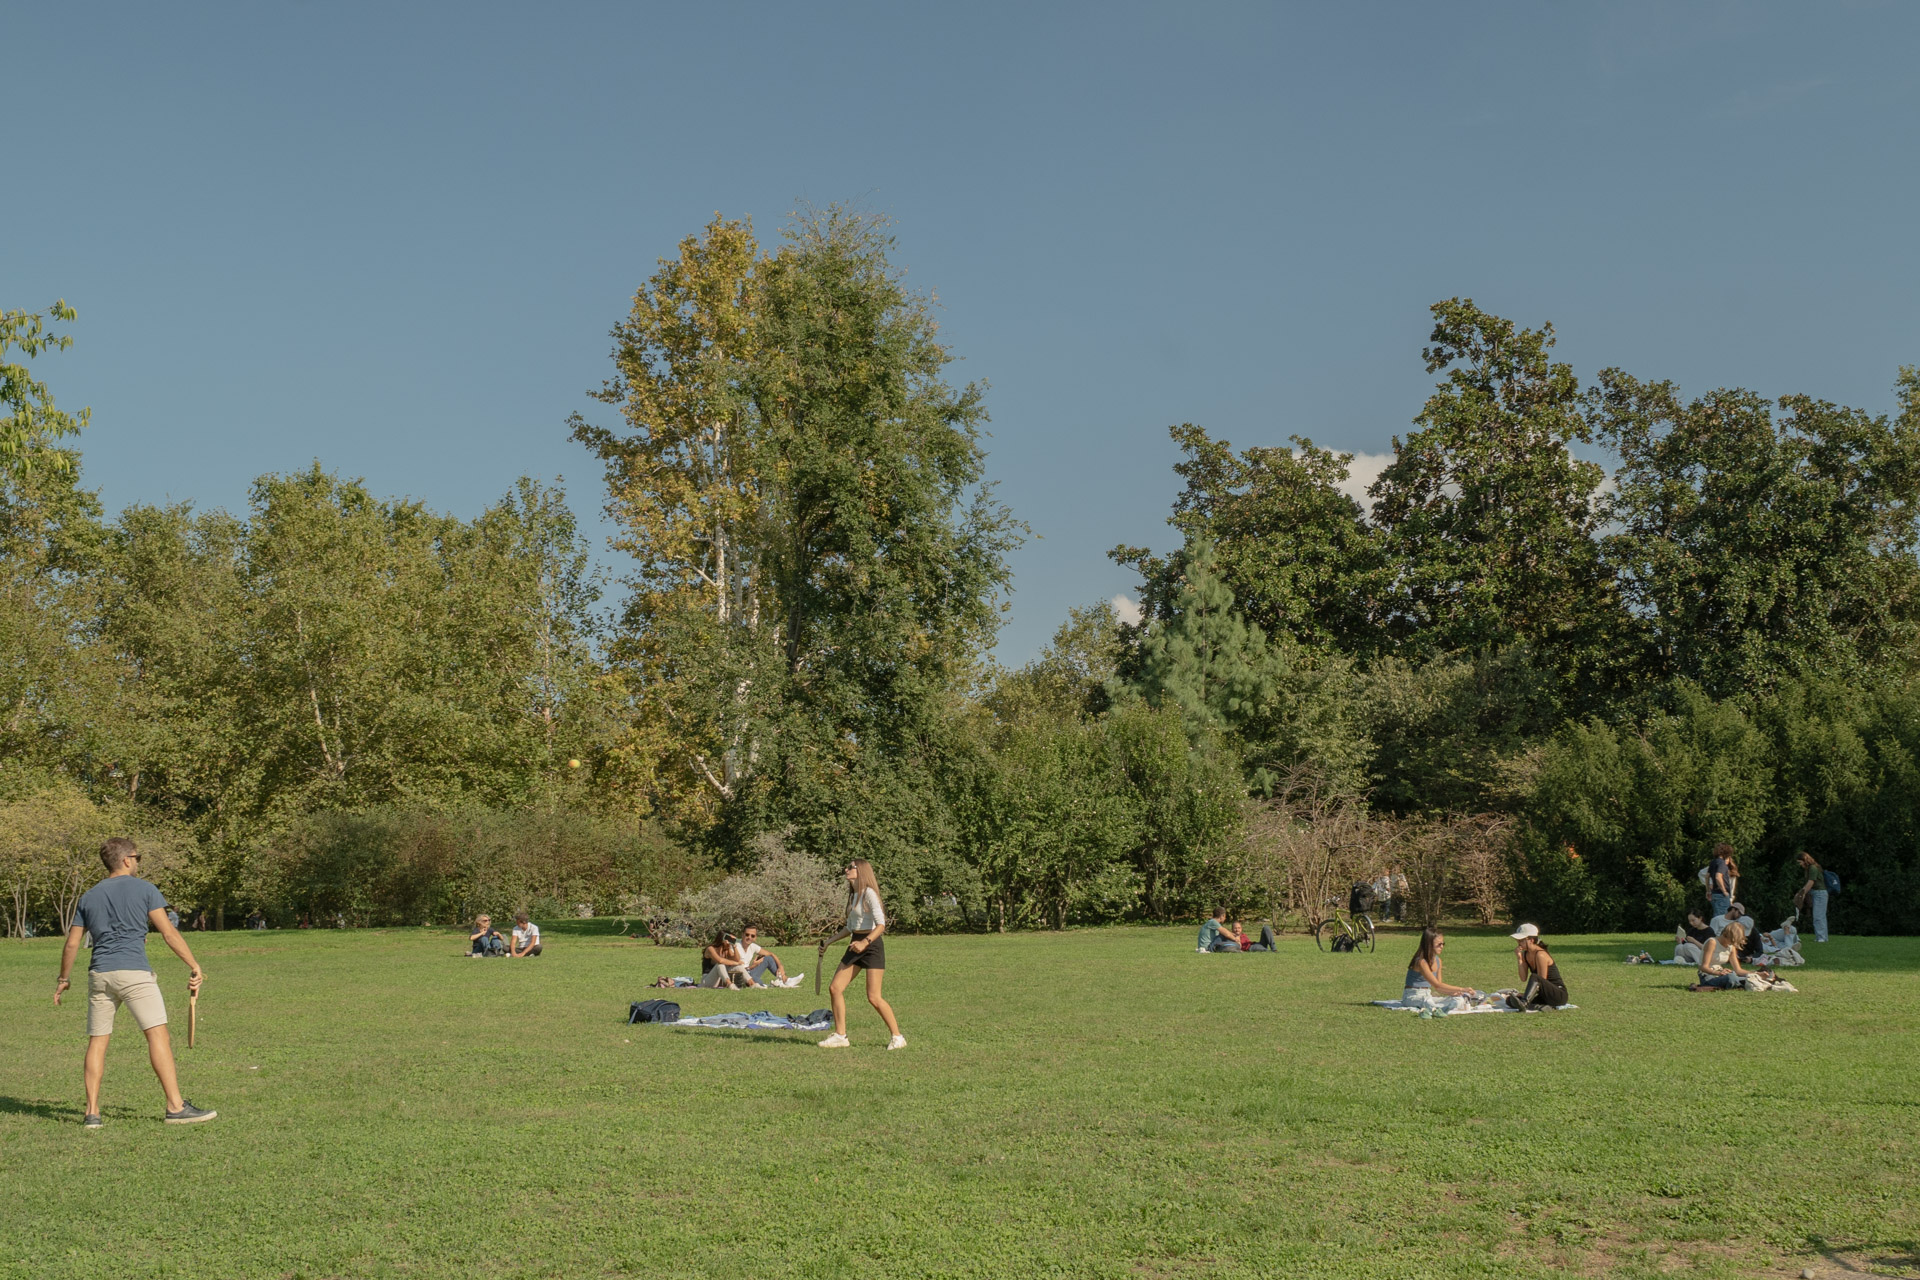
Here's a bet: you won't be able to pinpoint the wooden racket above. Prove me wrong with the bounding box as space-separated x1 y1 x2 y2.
188 990 198 1048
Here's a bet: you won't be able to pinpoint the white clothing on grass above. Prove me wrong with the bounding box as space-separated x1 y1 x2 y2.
1400 987 1469 1013
512 921 540 949
1674 941 1704 965
847 887 886 932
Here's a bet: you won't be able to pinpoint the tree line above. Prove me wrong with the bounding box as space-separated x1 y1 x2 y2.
4 219 1918 934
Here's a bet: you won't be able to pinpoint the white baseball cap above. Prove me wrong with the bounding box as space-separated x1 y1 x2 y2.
1509 923 1540 940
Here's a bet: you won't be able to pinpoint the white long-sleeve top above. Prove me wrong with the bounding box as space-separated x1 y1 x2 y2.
847 887 886 932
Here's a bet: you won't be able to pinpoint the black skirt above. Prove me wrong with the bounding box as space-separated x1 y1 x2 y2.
839 930 885 971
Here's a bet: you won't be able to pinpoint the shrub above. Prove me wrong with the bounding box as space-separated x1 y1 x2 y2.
664 835 844 946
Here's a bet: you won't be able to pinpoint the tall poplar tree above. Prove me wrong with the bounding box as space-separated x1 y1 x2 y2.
576 209 1020 852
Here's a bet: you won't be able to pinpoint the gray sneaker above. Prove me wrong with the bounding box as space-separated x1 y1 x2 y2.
83 1113 103 1129
164 1101 218 1125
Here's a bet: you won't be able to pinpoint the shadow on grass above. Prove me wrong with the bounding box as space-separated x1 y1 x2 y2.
663 1028 833 1047
0 1095 81 1123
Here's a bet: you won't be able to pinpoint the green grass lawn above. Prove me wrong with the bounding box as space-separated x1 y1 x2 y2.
2 924 1916 1280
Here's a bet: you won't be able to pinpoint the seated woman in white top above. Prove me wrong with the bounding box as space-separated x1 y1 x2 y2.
1690 922 1752 990
1401 928 1481 1010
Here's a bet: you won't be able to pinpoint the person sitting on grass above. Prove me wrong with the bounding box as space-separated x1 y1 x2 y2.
1505 925 1568 1010
1197 908 1240 953
1760 917 1801 961
469 914 506 957
1691 921 1752 990
699 931 759 989
1402 927 1481 1010
507 912 541 958
1673 912 1713 965
736 927 796 986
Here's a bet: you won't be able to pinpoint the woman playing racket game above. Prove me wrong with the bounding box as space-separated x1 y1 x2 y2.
817 860 905 1050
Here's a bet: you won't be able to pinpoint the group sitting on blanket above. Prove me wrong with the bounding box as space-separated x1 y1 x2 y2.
1400 924 1569 1012
1197 908 1274 952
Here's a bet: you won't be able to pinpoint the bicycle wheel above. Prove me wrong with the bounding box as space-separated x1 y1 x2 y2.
1314 918 1351 952
1357 914 1377 952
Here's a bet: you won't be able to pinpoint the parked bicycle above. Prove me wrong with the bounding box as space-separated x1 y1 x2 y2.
1314 889 1378 953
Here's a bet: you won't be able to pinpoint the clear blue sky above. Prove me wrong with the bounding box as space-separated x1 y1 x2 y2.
7 3 1918 661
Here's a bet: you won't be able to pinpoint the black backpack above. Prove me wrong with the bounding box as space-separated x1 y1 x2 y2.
627 998 681 1025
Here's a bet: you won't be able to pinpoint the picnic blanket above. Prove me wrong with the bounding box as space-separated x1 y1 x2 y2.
1371 993 1575 1016
1694 973 1798 993
671 1009 834 1032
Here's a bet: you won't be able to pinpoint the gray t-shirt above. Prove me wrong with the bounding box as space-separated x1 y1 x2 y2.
74 875 168 973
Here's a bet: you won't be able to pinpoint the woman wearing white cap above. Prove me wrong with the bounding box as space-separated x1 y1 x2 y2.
1506 924 1567 1010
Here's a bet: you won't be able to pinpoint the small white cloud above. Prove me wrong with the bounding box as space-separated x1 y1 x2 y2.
1337 451 1395 515
1110 594 1143 626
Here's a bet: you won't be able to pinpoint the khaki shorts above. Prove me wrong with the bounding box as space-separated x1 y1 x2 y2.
87 969 168 1037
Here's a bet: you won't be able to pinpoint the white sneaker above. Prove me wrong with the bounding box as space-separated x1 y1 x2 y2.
887 1034 906 1051
818 1033 849 1048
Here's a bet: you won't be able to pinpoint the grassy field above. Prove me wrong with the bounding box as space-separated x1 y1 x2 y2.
2 923 1916 1280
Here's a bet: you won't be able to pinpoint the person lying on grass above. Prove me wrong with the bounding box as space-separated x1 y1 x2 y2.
1233 920 1276 952
1506 925 1568 1010
1402 928 1483 1011
469 915 506 957
1691 922 1752 990
1674 913 1713 965
507 912 542 958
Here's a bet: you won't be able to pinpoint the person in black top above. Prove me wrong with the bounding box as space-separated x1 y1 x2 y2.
1673 912 1713 965
1506 924 1567 1010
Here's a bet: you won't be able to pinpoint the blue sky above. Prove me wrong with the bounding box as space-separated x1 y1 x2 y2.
7 2 1918 661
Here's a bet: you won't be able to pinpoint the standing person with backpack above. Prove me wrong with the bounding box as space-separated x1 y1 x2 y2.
52 838 216 1127
816 860 905 1051
1794 851 1832 943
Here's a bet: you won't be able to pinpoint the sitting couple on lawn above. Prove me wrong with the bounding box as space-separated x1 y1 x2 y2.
469 913 540 958
1196 908 1274 953
1401 924 1568 1012
700 927 804 989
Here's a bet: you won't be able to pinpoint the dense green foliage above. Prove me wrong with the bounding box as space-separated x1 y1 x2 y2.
7 230 1920 933
1114 300 1920 931
3 927 1914 1279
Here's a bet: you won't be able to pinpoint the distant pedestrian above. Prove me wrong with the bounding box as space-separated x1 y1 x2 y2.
1794 852 1830 943
817 860 905 1050
1706 844 1734 921
53 837 216 1127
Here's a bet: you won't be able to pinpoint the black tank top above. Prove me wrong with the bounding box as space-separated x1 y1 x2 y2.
1542 958 1564 988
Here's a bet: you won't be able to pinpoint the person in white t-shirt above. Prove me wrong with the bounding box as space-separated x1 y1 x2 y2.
736 927 798 987
816 860 905 1051
507 913 542 958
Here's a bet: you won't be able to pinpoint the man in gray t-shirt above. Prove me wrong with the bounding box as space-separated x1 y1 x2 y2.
54 837 216 1127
